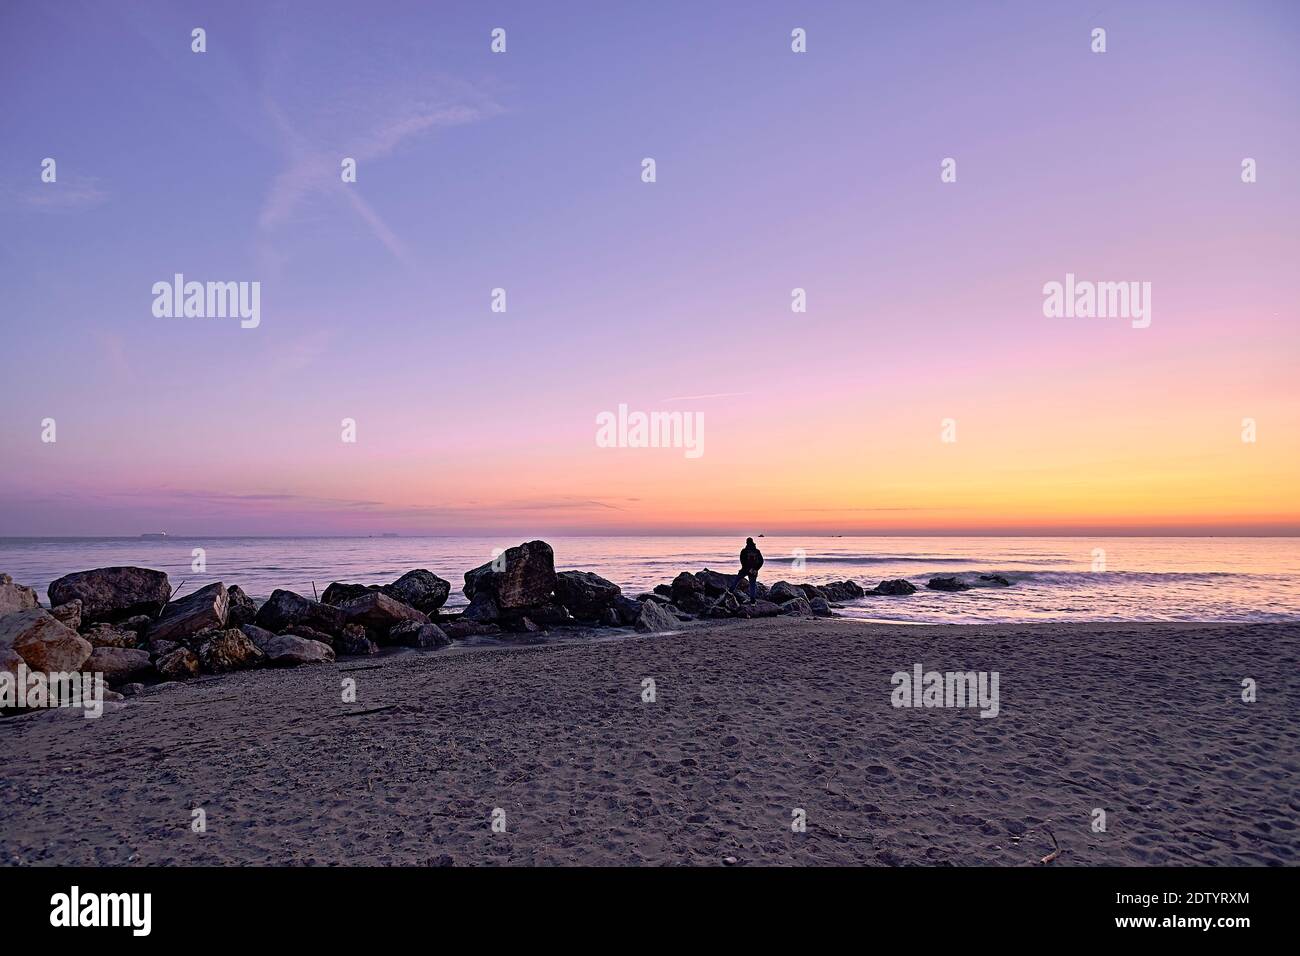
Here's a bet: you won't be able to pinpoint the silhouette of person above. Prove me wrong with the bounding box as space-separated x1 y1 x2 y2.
729 537 764 603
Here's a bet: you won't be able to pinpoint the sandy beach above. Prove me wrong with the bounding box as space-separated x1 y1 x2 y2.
3 618 1296 866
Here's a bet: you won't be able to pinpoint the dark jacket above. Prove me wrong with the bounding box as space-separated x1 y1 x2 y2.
740 544 764 573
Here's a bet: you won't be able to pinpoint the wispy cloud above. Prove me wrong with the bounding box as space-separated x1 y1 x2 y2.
16 175 109 213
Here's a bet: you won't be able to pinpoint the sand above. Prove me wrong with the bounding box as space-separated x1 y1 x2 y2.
2 619 1296 866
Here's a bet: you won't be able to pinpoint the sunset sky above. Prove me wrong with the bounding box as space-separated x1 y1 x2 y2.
1 0 1297 536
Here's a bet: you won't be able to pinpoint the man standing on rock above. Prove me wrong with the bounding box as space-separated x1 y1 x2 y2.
726 537 764 604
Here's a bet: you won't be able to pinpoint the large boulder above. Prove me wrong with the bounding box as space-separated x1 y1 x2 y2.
1 645 24 677
463 541 556 610
553 570 622 617
338 591 428 632
388 620 451 649
817 580 865 601
155 647 199 681
263 635 335 666
460 592 501 623
85 647 153 686
0 609 92 673
225 585 258 627
83 623 141 649
238 624 278 653
695 569 735 596
634 601 678 633
254 589 345 636
927 576 970 592
0 574 39 617
321 582 375 606
47 567 171 624
49 600 82 631
501 602 571 629
442 619 501 640
669 572 707 612
337 624 379 656
767 581 805 604
780 597 813 615
385 570 451 614
736 599 782 618
150 582 229 644
706 591 741 618
196 629 265 673
809 597 832 617
874 579 917 596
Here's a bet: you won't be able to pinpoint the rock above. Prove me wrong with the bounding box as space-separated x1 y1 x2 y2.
705 591 741 618
809 597 832 617
598 608 622 626
1 645 23 677
670 572 707 612
461 593 501 623
798 584 827 601
553 570 622 617
148 637 182 658
0 609 93 673
767 581 805 604
979 574 1012 587
283 624 336 647
83 623 141 649
874 579 918 596
694 569 735 596
385 570 451 614
119 682 145 697
238 624 278 653
501 602 571 629
321 582 376 606
463 540 556 610
85 647 153 685
196 629 265 673
338 591 428 633
652 584 674 598
817 580 865 601
263 635 335 666
149 582 230 644
737 599 783 618
636 592 671 604
0 574 40 618
500 617 545 641
254 589 345 636
47 601 82 631
225 585 258 627
155 647 200 681
927 576 970 592
118 614 152 634
337 624 379 656
441 619 501 640
610 595 644 626
635 601 678 633
47 567 171 624
388 621 451 649
780 597 813 615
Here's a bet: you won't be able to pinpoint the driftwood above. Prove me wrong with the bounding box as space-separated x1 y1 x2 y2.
1038 827 1062 865
340 704 399 718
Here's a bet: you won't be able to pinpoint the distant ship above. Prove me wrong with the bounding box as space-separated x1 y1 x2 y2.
140 532 168 539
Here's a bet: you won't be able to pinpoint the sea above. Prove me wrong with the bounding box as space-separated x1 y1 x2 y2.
2 536 1297 625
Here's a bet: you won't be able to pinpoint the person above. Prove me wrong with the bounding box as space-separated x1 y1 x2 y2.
728 537 764 603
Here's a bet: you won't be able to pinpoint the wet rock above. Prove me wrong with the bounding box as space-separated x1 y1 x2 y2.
337 623 379 656
873 579 918 596
978 574 1012 587
338 591 428 632
463 541 556 610
817 580 865 601
83 623 141 649
254 589 345 636
85 647 153 686
225 585 258 627
927 576 970 592
238 624 278 653
150 582 229 644
0 609 92 673
461 593 501 623
0 574 40 617
196 628 265 674
48 601 82 630
767 581 805 604
598 608 622 626
553 570 622 617
263 634 335 666
47 566 171 624
780 597 813 615
386 570 451 614
809 597 832 617
388 620 451 649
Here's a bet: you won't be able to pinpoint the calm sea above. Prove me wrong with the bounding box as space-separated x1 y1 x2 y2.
2 536 1297 624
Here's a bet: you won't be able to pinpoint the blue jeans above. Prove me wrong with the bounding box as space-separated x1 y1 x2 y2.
730 571 757 602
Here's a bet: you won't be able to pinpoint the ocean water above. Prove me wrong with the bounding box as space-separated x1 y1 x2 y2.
1 536 1297 624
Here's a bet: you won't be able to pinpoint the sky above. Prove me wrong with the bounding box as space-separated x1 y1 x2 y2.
1 0 1297 536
